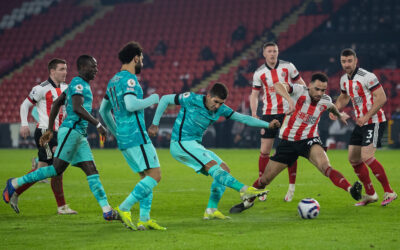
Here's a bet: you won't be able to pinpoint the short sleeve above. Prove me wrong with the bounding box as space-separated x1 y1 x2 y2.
365 72 381 92
289 63 300 82
220 104 234 119
122 78 138 96
28 85 42 103
340 76 347 93
252 71 262 90
177 92 193 107
69 79 85 96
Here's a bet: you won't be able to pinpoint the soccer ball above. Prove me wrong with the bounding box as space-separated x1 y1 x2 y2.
297 198 320 219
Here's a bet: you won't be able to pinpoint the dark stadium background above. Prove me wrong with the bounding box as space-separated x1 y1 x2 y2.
0 0 399 149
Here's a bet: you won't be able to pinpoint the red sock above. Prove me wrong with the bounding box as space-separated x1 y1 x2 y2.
351 162 375 195
325 167 351 191
365 157 393 193
51 175 66 207
15 169 36 195
258 153 269 177
288 161 297 184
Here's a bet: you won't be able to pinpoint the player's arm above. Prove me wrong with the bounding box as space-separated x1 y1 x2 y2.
148 94 176 137
294 77 306 86
274 82 295 115
334 92 350 111
329 92 350 121
124 93 159 112
20 98 34 138
229 112 280 129
40 92 66 146
99 97 116 136
72 94 107 137
249 88 260 118
328 105 349 125
363 86 386 121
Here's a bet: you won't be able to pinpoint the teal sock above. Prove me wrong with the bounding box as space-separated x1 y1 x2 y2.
208 165 244 192
87 174 109 208
139 192 153 222
119 176 157 212
17 165 57 186
207 180 226 209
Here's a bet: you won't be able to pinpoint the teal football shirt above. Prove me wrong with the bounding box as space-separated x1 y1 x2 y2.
61 76 92 135
171 92 234 142
106 70 150 149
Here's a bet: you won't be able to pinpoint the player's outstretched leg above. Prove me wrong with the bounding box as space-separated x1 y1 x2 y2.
207 165 269 201
3 166 57 210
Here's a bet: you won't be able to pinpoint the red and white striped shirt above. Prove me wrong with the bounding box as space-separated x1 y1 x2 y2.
340 67 386 125
253 60 301 115
27 78 67 131
280 84 333 141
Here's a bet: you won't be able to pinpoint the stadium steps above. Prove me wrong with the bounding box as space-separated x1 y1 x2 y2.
0 5 114 85
191 0 315 93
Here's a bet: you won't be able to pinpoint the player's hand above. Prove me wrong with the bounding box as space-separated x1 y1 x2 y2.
97 124 107 139
252 114 259 119
268 119 281 129
356 116 368 127
148 124 159 137
20 126 30 138
339 112 350 125
40 130 53 146
329 112 338 120
286 99 295 115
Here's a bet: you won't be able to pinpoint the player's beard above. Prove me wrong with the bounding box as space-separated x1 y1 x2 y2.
135 64 142 74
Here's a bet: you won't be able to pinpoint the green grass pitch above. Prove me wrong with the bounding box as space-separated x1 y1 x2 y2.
0 149 399 249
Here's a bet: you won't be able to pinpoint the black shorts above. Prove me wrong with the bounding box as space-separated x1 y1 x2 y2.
34 128 58 165
270 137 323 166
349 121 386 148
261 114 286 139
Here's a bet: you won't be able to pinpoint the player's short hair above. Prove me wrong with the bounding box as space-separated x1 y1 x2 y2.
48 58 66 73
119 41 143 64
262 41 278 50
341 48 357 58
311 72 328 83
209 82 228 100
77 55 94 71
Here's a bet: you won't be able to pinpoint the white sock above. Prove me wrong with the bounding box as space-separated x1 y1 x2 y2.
288 184 295 192
101 205 112 213
11 178 18 189
240 185 248 192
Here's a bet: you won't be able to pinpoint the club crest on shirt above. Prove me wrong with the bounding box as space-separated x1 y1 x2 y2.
76 84 83 92
281 71 287 78
354 85 359 91
127 79 136 87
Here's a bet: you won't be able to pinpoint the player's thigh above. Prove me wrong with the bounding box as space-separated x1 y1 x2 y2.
122 143 160 173
348 145 362 163
70 136 94 166
54 127 81 164
308 144 330 174
262 160 288 184
360 144 376 162
170 140 215 175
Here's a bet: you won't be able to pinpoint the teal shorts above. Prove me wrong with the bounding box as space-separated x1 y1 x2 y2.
54 127 94 165
170 140 222 175
121 143 160 173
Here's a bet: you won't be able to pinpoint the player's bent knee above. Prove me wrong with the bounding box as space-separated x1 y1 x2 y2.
204 160 218 172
